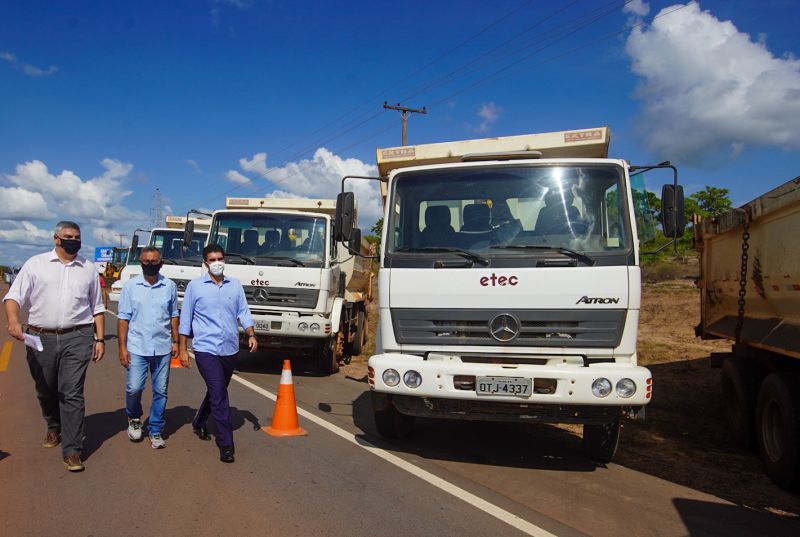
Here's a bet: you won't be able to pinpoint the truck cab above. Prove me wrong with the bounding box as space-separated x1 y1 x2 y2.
199 197 371 374
338 127 682 462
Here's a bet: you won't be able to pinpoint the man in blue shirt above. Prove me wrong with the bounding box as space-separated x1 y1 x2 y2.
118 246 179 449
179 244 257 463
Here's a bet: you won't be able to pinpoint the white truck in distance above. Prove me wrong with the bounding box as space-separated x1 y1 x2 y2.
336 127 684 462
109 217 210 303
194 197 371 374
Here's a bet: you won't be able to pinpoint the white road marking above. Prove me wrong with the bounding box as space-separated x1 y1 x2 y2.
105 310 118 318
230 373 560 537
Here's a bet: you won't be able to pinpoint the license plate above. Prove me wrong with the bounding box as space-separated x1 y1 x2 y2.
254 320 270 331
476 376 532 397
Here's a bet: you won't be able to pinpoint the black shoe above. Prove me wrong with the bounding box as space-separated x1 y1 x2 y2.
193 426 211 441
219 447 235 463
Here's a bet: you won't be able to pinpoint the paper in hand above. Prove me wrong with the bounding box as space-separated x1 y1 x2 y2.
23 333 44 352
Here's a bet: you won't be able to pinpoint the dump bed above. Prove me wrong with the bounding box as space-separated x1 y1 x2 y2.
696 176 800 359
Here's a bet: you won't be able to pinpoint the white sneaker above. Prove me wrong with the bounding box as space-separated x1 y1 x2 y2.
149 434 166 449
127 418 143 441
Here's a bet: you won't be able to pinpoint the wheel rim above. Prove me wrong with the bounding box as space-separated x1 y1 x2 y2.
761 399 786 463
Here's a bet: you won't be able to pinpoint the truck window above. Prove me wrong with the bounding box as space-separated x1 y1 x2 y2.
388 164 630 257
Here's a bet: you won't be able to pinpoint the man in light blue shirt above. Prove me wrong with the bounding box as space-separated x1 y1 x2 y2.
118 246 179 449
179 244 256 463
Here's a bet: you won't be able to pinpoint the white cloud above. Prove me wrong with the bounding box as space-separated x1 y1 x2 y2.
0 221 53 247
625 3 800 164
225 170 251 185
476 102 502 133
0 159 150 265
239 152 269 177
186 159 203 174
0 50 58 77
241 148 383 224
0 187 52 219
623 0 650 17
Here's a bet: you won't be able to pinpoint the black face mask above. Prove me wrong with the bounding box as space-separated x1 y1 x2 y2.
59 239 81 255
141 263 162 277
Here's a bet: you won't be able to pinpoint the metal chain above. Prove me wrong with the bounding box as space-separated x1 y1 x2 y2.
735 208 751 343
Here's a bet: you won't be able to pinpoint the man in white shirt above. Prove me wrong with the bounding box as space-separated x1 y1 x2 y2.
3 221 106 472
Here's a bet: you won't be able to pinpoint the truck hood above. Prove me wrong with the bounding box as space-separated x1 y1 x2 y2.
389 266 631 310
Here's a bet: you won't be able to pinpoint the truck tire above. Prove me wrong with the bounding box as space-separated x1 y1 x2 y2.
316 339 340 376
581 419 621 464
721 356 760 449
347 309 366 357
756 372 800 490
373 395 415 438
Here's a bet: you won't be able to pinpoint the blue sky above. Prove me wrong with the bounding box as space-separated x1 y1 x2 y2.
1 0 798 265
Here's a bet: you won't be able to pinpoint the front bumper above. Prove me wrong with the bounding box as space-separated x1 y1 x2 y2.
368 353 652 407
251 312 332 339
109 288 121 303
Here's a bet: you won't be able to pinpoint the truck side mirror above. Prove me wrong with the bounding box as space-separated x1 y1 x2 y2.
335 192 355 242
661 184 686 238
348 227 362 255
183 221 195 249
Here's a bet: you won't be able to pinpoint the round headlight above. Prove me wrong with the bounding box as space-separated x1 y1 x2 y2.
298 322 308 332
382 369 400 387
310 323 321 333
592 378 612 398
403 370 422 389
616 378 636 398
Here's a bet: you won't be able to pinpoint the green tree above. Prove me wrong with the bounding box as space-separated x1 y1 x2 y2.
366 217 383 245
688 186 732 218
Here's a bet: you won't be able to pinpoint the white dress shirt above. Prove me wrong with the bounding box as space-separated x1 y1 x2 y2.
4 249 105 329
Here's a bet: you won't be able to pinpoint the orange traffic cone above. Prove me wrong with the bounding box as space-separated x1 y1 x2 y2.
263 360 307 437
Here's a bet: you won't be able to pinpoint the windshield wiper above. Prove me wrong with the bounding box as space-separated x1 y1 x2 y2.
396 247 489 266
253 255 306 267
159 258 178 265
489 244 595 266
223 252 255 265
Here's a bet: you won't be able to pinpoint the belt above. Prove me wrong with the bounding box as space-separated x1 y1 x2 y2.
27 323 93 335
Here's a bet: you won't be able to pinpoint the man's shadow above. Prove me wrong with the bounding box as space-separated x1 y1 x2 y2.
83 405 261 459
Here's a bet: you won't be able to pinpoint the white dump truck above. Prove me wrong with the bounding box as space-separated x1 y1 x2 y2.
695 176 800 489
188 197 372 374
109 217 210 303
335 127 685 462
158 215 211 305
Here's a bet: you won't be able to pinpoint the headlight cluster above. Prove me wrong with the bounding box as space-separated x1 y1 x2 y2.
591 377 637 398
382 368 422 389
298 322 322 333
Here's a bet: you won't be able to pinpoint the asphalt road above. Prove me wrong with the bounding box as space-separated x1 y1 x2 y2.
1 290 797 537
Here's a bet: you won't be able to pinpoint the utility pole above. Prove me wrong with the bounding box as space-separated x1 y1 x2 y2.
383 102 427 146
116 233 127 247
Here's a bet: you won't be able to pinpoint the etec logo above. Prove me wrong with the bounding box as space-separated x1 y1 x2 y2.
479 273 519 287
250 279 270 286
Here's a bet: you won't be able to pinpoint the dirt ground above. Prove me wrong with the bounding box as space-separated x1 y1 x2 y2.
341 278 800 520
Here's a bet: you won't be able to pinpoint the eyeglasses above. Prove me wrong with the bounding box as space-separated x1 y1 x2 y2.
139 260 162 266
57 235 81 240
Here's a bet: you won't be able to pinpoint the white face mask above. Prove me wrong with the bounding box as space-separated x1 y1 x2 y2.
208 260 225 276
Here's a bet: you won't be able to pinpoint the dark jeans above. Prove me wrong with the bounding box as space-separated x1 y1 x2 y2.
25 327 94 456
192 351 238 449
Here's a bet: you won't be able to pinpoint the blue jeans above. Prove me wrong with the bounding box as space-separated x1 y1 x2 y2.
125 353 171 436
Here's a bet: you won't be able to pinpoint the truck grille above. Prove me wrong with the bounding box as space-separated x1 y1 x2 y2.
242 286 319 309
171 278 190 295
391 308 625 347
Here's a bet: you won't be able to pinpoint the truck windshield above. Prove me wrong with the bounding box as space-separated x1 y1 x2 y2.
150 230 207 260
209 212 326 267
387 164 630 260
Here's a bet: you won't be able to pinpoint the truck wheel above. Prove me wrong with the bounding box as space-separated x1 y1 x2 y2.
316 339 340 376
721 356 760 449
347 309 366 357
373 395 415 438
581 419 621 463
756 372 800 490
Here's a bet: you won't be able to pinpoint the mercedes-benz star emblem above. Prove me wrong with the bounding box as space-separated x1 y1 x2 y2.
489 313 520 342
253 288 269 303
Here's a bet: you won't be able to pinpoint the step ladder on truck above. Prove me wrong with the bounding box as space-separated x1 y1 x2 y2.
335 127 685 462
